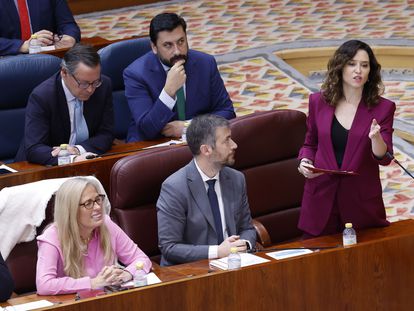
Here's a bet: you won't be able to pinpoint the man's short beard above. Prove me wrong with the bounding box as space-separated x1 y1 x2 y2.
160 54 188 67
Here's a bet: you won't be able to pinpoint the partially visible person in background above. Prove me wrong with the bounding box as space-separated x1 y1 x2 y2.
124 12 235 142
0 0 80 56
0 252 14 302
15 44 114 166
297 40 395 238
36 177 151 295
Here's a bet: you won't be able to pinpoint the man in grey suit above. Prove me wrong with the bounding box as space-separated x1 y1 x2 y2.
157 114 256 266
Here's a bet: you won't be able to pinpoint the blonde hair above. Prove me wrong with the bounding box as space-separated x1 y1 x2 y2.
54 177 114 278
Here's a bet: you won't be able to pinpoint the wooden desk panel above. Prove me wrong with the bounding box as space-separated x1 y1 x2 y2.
2 220 414 310
0 139 171 193
41 37 111 58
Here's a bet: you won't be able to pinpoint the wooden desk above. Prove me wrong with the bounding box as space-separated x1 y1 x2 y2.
0 139 171 193
2 220 414 310
41 37 111 58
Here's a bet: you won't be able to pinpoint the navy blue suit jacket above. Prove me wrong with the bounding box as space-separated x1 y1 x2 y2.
0 0 80 56
15 72 114 166
0 253 14 302
123 49 235 142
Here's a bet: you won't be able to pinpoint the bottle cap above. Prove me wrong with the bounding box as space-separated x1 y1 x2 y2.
230 247 238 254
30 34 38 39
135 261 144 270
345 223 353 228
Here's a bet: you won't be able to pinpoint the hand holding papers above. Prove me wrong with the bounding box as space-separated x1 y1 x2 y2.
301 163 357 176
209 253 270 270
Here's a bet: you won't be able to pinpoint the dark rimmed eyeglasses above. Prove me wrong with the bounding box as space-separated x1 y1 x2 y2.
71 73 102 89
79 194 105 210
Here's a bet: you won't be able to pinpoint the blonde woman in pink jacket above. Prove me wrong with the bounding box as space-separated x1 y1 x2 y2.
36 177 151 295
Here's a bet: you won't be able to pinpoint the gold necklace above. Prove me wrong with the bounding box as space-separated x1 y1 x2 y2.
80 234 92 245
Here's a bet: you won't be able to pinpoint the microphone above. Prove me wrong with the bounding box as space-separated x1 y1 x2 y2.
248 245 341 253
386 152 414 180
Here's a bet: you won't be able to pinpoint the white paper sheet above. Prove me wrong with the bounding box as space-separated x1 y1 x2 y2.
143 140 183 149
40 45 56 51
121 272 162 288
266 248 313 260
2 299 54 311
209 253 270 270
0 164 17 173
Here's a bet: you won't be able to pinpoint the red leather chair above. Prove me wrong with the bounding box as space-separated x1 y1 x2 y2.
110 109 307 257
230 110 306 246
6 197 55 294
110 146 192 261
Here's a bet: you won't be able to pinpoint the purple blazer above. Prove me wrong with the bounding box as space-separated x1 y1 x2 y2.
298 92 396 236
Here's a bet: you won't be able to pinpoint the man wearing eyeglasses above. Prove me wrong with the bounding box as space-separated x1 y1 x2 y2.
15 44 114 165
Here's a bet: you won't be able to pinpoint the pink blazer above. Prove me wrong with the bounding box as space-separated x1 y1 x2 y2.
298 92 396 236
36 215 152 295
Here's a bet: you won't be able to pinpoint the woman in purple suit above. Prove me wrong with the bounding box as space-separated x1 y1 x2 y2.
297 40 396 237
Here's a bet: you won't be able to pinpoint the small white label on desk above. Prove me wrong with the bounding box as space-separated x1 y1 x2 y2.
209 253 270 270
266 249 313 260
143 140 183 149
121 272 162 288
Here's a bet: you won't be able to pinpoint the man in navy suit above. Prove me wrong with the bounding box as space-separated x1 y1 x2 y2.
0 253 14 302
15 44 114 166
0 0 80 56
123 13 235 142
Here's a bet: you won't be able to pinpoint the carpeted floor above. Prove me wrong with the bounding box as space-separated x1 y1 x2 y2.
76 0 414 222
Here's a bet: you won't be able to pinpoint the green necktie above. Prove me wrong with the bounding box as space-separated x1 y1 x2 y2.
176 87 186 121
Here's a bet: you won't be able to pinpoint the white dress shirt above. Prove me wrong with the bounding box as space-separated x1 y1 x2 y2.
194 159 228 259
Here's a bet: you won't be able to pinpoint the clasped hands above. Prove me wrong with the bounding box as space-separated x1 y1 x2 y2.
51 145 97 163
91 265 132 289
217 235 248 258
19 30 76 53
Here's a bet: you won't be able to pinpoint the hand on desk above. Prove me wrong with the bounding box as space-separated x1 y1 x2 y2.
51 146 96 163
218 235 247 258
91 265 132 289
162 120 185 138
54 35 76 49
19 30 55 53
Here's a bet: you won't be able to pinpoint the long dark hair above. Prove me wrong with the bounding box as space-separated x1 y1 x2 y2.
321 40 383 108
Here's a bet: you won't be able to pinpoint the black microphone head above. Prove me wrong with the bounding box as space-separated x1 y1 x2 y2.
385 151 394 160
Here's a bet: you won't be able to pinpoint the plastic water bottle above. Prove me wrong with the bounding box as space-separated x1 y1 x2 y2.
342 223 357 246
181 121 190 142
28 34 42 54
134 262 147 287
57 144 71 166
227 247 241 270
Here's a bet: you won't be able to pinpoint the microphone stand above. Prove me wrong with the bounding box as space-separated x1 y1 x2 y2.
386 152 414 180
248 245 342 253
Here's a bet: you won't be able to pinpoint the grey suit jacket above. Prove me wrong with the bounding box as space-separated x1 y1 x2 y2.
157 160 256 266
